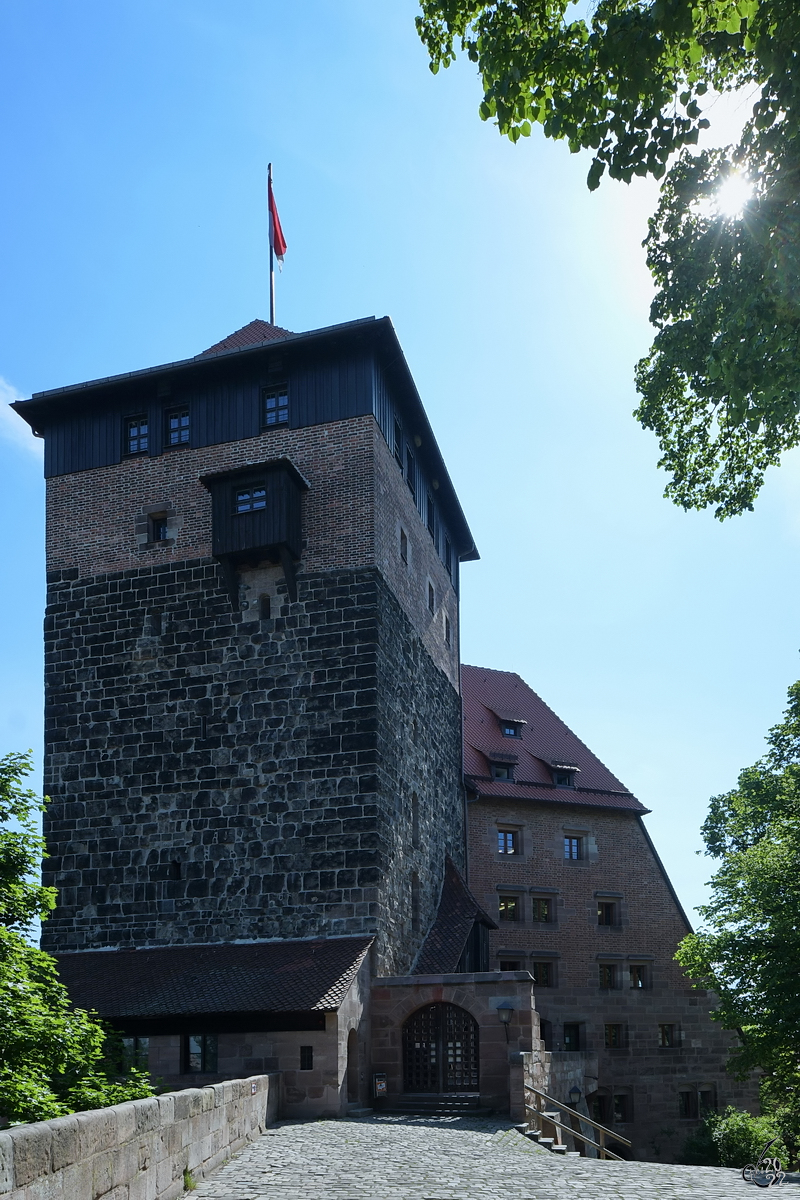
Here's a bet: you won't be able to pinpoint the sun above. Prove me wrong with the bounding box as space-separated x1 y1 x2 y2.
715 173 753 218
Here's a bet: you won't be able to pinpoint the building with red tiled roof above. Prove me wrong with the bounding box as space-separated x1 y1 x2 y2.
461 664 756 1158
12 310 757 1151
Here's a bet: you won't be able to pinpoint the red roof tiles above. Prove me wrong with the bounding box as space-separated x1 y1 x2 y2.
461 665 648 813
55 937 373 1019
199 319 292 357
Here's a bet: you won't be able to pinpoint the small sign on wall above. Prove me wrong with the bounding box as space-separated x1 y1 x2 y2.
373 1073 387 1098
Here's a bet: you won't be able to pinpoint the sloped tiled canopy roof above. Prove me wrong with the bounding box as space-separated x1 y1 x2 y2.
462 665 648 813
414 857 497 974
56 937 373 1019
199 319 292 356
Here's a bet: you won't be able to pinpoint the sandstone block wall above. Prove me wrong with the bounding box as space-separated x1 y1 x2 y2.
371 972 539 1114
42 562 461 972
0 1074 278 1200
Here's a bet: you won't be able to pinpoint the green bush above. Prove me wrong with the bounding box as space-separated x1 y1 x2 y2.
680 1107 787 1168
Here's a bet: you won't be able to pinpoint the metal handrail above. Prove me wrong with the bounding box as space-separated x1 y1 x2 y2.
524 1083 631 1160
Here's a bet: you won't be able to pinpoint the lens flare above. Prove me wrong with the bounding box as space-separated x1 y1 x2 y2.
715 173 753 218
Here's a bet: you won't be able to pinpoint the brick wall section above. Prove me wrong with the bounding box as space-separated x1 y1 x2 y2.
41 561 460 974
0 1074 279 1200
466 798 758 1159
43 415 459 690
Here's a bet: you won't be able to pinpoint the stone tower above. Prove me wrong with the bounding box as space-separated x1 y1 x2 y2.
15 317 478 976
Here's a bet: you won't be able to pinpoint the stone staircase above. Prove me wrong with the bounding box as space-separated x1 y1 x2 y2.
514 1119 579 1156
374 1093 492 1117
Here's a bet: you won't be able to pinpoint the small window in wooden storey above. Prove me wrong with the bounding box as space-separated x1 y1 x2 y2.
501 721 522 739
444 536 452 578
426 492 436 540
165 408 190 447
394 417 403 466
531 898 552 923
125 415 148 455
498 895 520 922
262 384 288 426
235 482 267 513
497 829 519 855
406 446 416 499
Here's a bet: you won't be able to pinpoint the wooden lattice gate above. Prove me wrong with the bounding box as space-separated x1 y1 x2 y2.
402 1003 479 1092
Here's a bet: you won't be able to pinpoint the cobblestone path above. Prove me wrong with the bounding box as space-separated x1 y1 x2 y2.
192 1115 763 1199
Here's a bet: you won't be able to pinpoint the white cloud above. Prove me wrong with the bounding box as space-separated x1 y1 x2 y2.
0 377 43 459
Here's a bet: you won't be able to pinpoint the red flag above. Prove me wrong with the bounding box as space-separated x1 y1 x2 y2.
268 173 287 267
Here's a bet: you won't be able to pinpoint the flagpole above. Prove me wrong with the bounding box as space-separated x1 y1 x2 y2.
268 162 275 325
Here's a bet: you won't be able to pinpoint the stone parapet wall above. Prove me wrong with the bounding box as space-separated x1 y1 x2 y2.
0 1074 279 1200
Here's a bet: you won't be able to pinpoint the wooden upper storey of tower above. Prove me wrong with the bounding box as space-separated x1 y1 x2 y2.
12 315 478 564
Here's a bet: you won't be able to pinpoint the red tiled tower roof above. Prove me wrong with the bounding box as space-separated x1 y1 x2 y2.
198 319 292 357
461 665 648 813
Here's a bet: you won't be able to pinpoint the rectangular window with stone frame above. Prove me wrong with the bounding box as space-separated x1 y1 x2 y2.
599 963 617 989
498 895 520 922
604 1023 627 1049
184 1033 217 1073
531 960 555 987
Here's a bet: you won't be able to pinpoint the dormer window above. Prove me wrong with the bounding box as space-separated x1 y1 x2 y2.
490 762 514 781
501 722 522 739
550 760 579 788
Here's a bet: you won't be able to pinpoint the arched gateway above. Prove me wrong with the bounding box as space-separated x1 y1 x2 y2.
402 1003 479 1093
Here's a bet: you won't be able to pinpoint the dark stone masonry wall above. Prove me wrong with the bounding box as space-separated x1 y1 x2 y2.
41 557 462 975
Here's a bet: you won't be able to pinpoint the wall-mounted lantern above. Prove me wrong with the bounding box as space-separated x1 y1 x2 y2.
568 1085 582 1106
497 1002 514 1042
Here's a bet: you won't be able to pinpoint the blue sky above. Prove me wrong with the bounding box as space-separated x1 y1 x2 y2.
1 0 799 920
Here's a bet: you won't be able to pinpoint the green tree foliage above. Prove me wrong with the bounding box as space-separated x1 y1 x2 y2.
0 752 155 1125
416 1 800 516
675 683 800 1140
680 1106 787 1167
